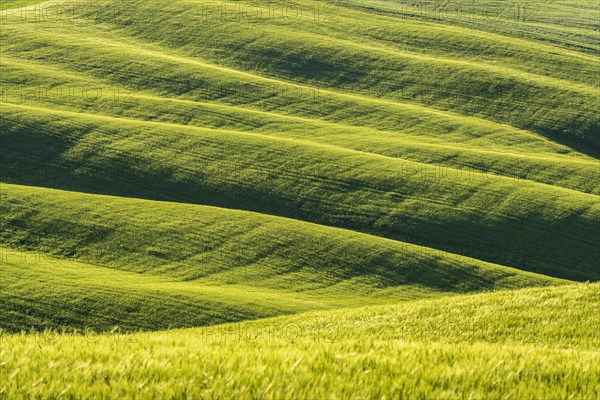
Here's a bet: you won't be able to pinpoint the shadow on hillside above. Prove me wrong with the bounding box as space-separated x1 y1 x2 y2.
542 130 600 160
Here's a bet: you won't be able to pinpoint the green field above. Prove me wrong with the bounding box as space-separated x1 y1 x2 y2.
0 0 599 397
2 284 599 398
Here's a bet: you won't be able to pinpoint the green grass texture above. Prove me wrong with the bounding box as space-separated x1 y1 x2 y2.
3 0 599 146
0 0 599 397
0 242 562 333
0 184 563 330
2 283 598 398
2 103 599 281
1 0 599 285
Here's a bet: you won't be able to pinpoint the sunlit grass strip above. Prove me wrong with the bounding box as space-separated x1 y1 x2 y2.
2 58 599 194
1 283 597 398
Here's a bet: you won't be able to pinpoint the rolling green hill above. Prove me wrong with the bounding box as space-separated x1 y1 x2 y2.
2 102 599 281
0 181 564 332
0 240 562 333
2 283 598 398
0 0 599 397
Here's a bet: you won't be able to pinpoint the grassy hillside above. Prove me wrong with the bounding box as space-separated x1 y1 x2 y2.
3 0 598 147
1 0 599 285
0 247 331 332
2 103 599 281
341 0 600 55
0 184 563 332
2 283 598 398
0 0 598 396
0 241 561 333
2 57 599 195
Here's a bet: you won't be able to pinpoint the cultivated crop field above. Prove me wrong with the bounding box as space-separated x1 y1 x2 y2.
0 0 599 398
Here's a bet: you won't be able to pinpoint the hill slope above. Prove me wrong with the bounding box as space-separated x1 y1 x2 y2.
0 243 562 333
0 183 563 332
1 104 599 281
1 0 599 331
2 283 598 398
1 0 598 397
